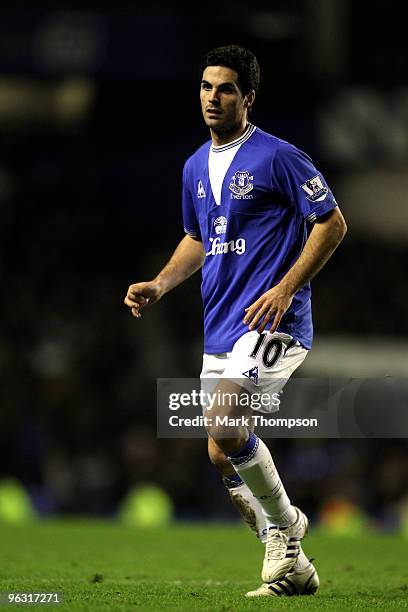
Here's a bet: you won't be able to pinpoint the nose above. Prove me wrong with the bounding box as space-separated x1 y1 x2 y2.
208 88 220 106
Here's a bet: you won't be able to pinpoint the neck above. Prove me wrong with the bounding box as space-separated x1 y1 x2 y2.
210 120 248 147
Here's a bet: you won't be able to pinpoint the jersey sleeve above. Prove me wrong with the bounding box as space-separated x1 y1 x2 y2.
273 141 337 223
182 163 201 239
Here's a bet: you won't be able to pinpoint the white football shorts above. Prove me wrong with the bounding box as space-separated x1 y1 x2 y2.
200 331 308 414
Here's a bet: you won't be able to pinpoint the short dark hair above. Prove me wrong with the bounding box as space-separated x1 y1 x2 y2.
200 44 260 96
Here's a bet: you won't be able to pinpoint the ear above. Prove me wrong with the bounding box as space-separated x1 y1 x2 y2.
244 90 256 110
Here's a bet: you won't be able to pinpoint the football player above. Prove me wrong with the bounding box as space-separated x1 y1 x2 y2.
124 44 347 597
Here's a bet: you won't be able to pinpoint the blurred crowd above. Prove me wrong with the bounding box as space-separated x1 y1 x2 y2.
0 4 407 527
0 137 407 523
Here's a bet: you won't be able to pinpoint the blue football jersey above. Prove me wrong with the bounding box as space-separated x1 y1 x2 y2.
182 126 338 353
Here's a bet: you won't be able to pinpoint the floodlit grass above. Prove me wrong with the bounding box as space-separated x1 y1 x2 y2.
0 520 407 610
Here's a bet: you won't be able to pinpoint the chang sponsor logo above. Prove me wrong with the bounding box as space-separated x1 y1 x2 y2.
205 237 246 256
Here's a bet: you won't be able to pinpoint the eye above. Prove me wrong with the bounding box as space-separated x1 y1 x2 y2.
201 83 212 91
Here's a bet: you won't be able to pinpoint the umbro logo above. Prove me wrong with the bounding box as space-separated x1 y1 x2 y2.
197 180 206 198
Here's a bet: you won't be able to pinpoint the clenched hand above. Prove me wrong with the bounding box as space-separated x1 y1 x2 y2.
124 281 163 318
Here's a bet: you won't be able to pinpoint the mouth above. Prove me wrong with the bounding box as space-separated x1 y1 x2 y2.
206 108 222 117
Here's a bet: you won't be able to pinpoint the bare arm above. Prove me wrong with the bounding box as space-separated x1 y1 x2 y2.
124 235 205 318
243 207 347 333
155 234 205 293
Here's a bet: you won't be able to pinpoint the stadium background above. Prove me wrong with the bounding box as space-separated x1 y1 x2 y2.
0 2 406 530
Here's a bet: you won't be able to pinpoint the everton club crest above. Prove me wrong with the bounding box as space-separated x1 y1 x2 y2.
229 170 254 198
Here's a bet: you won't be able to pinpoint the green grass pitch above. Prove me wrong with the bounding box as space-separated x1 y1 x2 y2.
0 521 407 610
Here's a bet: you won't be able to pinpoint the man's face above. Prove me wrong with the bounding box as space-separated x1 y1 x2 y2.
200 66 253 133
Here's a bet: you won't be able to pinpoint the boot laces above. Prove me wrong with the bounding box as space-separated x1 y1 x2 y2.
265 530 288 561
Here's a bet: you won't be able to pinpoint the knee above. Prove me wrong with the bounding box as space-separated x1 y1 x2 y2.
207 428 248 455
208 438 231 472
207 434 248 469
205 418 248 456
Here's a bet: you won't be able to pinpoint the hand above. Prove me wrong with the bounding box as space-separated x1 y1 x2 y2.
124 280 164 318
243 284 294 333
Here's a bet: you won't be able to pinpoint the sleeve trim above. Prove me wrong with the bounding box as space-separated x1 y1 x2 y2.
305 202 338 224
184 227 200 238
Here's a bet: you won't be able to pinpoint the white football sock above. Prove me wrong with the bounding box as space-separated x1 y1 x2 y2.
228 433 297 528
223 476 267 542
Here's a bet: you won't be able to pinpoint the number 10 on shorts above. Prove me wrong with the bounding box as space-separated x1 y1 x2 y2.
249 333 284 369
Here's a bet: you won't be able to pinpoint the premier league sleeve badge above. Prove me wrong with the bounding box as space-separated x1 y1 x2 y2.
300 175 329 202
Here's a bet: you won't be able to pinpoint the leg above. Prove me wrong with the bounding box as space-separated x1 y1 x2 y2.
205 380 308 583
205 380 298 528
208 434 318 596
208 436 267 541
202 336 316 593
